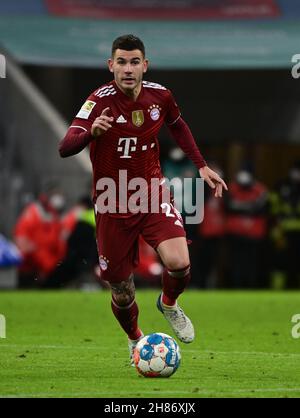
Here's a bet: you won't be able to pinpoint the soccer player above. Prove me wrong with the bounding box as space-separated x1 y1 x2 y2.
59 35 227 364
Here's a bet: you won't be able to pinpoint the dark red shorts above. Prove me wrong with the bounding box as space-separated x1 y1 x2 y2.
95 203 186 283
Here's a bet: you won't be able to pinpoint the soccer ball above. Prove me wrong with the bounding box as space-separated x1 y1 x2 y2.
133 332 181 377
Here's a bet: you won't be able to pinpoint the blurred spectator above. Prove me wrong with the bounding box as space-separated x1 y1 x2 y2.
197 163 226 287
269 161 300 288
0 234 22 289
44 196 99 288
62 195 94 238
14 182 67 288
0 234 22 268
225 169 269 288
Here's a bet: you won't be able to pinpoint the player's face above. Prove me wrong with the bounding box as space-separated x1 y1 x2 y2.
108 49 148 95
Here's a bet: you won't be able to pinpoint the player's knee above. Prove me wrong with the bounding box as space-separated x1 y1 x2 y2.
164 256 190 272
110 276 135 307
112 292 134 307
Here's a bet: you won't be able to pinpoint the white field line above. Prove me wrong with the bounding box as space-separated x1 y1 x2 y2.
1 388 300 398
1 344 300 358
199 350 300 358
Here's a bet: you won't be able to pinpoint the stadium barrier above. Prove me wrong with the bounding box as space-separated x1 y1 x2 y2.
0 50 91 236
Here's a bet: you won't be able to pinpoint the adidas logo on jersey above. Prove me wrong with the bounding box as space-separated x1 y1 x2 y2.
116 115 127 123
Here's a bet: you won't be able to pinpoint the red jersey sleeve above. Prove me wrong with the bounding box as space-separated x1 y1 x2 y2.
59 91 104 157
165 90 181 126
70 92 103 132
167 117 206 169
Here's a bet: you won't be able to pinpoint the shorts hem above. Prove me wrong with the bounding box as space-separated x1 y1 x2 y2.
150 231 187 250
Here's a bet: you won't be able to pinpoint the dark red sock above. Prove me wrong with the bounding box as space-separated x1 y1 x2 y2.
162 266 191 306
111 298 142 340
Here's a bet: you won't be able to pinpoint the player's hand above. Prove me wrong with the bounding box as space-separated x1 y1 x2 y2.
199 166 228 198
91 107 114 137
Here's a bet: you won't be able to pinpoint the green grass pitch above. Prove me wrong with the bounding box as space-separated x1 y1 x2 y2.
0 290 300 398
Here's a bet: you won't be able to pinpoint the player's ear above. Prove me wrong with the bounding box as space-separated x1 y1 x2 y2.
143 59 149 73
107 58 114 73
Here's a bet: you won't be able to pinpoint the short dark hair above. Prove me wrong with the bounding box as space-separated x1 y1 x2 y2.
112 34 145 57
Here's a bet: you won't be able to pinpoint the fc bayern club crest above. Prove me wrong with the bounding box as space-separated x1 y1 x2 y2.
148 104 162 121
99 256 109 271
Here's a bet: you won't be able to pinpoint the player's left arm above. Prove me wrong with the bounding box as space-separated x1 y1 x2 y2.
165 91 228 198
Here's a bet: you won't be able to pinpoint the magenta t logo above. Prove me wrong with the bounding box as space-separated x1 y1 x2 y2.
117 137 137 159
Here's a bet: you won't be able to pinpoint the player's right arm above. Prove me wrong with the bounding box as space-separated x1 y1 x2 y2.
90 107 113 137
59 93 113 158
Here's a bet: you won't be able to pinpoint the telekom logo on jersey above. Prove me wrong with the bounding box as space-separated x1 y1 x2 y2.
95 170 205 224
117 137 137 158
117 137 156 158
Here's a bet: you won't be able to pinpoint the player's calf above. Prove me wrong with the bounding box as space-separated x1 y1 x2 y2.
110 275 142 342
110 274 135 306
162 265 191 306
157 265 194 343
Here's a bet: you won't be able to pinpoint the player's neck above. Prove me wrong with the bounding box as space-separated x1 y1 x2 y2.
116 81 142 102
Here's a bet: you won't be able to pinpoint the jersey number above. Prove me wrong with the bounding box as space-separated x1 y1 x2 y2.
161 203 183 227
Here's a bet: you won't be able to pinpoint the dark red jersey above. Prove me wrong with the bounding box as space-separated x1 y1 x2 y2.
69 80 180 195
61 79 206 216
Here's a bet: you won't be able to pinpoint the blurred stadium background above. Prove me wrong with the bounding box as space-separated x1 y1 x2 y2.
1 0 300 290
